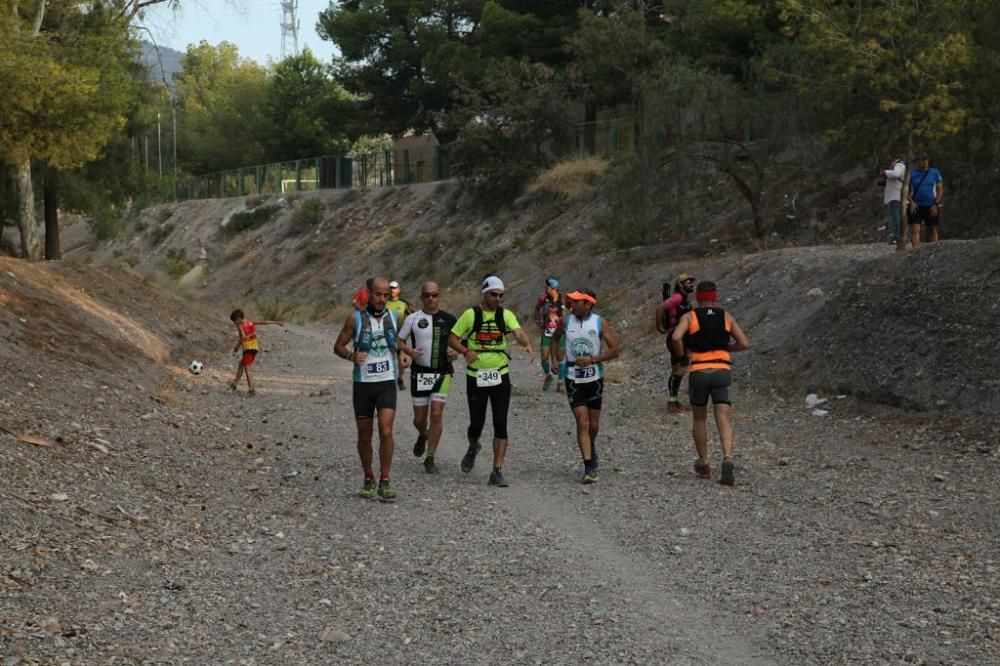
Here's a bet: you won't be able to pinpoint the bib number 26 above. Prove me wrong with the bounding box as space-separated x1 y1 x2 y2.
416 373 440 391
475 369 502 388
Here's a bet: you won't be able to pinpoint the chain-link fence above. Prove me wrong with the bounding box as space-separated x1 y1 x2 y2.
182 146 450 200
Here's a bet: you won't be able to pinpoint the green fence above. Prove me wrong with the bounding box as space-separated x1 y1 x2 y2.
572 118 635 158
183 147 450 200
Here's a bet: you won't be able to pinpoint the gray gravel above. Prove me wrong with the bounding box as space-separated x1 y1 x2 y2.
3 322 998 664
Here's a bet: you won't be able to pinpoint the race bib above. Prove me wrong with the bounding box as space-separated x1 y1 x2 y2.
366 360 391 375
415 373 440 391
475 369 502 388
571 365 599 383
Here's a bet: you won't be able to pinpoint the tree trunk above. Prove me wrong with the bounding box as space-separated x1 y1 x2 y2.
44 171 60 260
583 101 597 156
15 158 42 261
898 131 913 251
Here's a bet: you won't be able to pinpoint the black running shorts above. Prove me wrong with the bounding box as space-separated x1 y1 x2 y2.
566 378 604 410
688 369 731 407
352 380 397 419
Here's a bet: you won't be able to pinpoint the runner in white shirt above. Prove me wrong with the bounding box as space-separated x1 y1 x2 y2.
397 282 458 474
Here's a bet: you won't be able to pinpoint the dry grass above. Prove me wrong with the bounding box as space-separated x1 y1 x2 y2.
527 157 607 199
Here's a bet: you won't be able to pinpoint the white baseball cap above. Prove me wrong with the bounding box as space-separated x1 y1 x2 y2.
388 281 400 288
481 276 505 293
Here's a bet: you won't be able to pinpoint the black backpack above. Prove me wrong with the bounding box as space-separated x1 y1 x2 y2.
472 306 508 336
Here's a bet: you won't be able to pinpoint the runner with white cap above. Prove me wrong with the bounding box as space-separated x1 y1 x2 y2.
448 275 533 487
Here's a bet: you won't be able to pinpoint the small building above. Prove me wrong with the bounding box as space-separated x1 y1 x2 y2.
392 132 443 184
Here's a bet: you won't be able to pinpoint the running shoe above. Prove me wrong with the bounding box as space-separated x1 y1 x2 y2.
488 469 509 487
582 465 599 484
720 460 735 486
461 441 481 473
668 399 685 413
247 388 256 396
359 478 377 499
694 460 712 479
556 382 564 393
377 480 397 502
542 374 553 391
424 456 438 474
413 433 427 457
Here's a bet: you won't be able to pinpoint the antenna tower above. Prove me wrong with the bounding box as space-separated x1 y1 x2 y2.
280 0 300 59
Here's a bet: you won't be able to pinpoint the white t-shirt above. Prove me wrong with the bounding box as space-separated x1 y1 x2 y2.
883 160 905 203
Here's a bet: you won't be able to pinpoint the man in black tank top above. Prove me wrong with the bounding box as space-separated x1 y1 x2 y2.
671 281 751 487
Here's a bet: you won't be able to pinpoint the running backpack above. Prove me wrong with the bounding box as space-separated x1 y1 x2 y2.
472 306 508 337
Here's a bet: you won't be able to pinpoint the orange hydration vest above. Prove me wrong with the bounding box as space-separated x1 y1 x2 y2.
685 307 732 371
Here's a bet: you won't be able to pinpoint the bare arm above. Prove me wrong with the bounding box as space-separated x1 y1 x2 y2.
654 302 668 334
255 320 284 327
935 182 944 205
671 312 691 357
576 321 620 367
449 333 478 364
333 313 360 363
233 323 245 353
510 327 533 359
728 315 750 352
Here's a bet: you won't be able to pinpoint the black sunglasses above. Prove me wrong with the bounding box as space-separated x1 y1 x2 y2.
421 292 440 298
487 292 504 298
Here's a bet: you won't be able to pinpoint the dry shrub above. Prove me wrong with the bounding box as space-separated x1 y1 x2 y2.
527 157 607 199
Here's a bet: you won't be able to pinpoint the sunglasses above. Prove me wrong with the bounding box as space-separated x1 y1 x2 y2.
421 292 439 298
486 292 504 299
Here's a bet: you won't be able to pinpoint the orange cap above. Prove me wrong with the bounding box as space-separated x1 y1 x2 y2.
566 290 597 305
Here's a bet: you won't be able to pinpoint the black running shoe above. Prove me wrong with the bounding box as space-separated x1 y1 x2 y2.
461 441 480 473
413 433 427 457
488 469 509 487
720 460 735 486
424 457 438 474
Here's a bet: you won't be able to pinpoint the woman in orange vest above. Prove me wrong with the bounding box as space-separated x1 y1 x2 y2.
670 281 750 486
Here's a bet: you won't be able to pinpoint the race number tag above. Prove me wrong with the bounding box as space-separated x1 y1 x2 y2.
571 366 598 383
475 369 502 388
366 361 390 375
415 373 440 391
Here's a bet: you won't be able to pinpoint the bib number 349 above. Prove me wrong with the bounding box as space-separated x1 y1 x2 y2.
475 369 502 388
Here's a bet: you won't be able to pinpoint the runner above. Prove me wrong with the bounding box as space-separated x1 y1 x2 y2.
532 277 567 391
556 288 620 484
671 281 750 486
386 280 411 390
397 281 457 474
449 275 533 487
333 277 401 501
655 274 696 412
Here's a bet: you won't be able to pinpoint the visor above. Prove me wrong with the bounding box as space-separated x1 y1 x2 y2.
566 290 597 305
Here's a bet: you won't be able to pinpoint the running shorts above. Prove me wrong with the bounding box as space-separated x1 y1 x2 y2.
352 380 397 419
410 372 452 406
910 205 940 226
566 378 604 410
688 369 732 407
241 350 257 367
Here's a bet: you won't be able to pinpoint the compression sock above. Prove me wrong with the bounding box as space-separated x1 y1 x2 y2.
558 361 567 382
541 360 551 376
669 374 683 398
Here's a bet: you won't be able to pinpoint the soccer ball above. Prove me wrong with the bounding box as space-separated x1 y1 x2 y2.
188 360 204 375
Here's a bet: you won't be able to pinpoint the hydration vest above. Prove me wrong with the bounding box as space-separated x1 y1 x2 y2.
684 307 732 371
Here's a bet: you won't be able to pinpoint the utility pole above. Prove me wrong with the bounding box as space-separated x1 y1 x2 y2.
172 103 178 201
280 0 299 59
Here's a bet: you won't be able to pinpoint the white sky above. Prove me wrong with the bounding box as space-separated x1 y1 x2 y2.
139 0 338 66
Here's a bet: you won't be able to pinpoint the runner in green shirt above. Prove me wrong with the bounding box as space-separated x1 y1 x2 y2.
448 275 532 487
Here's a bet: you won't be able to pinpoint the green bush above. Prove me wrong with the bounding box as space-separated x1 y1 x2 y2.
289 198 324 234
165 247 192 280
225 205 280 236
150 222 175 245
254 297 299 321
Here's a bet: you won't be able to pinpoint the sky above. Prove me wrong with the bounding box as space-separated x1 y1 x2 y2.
139 0 338 66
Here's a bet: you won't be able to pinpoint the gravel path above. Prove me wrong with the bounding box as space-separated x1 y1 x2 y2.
3 323 997 664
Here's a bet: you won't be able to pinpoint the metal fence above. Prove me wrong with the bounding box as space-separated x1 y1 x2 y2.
571 118 635 158
183 146 450 200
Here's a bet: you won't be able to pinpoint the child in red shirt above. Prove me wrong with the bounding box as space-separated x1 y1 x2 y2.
229 309 283 394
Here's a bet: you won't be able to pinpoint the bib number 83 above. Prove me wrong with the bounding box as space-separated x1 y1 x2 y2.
367 361 390 374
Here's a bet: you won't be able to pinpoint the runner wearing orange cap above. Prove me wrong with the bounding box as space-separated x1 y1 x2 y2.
556 288 620 483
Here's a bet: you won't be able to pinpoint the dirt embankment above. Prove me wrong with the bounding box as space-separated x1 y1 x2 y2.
63 185 999 414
